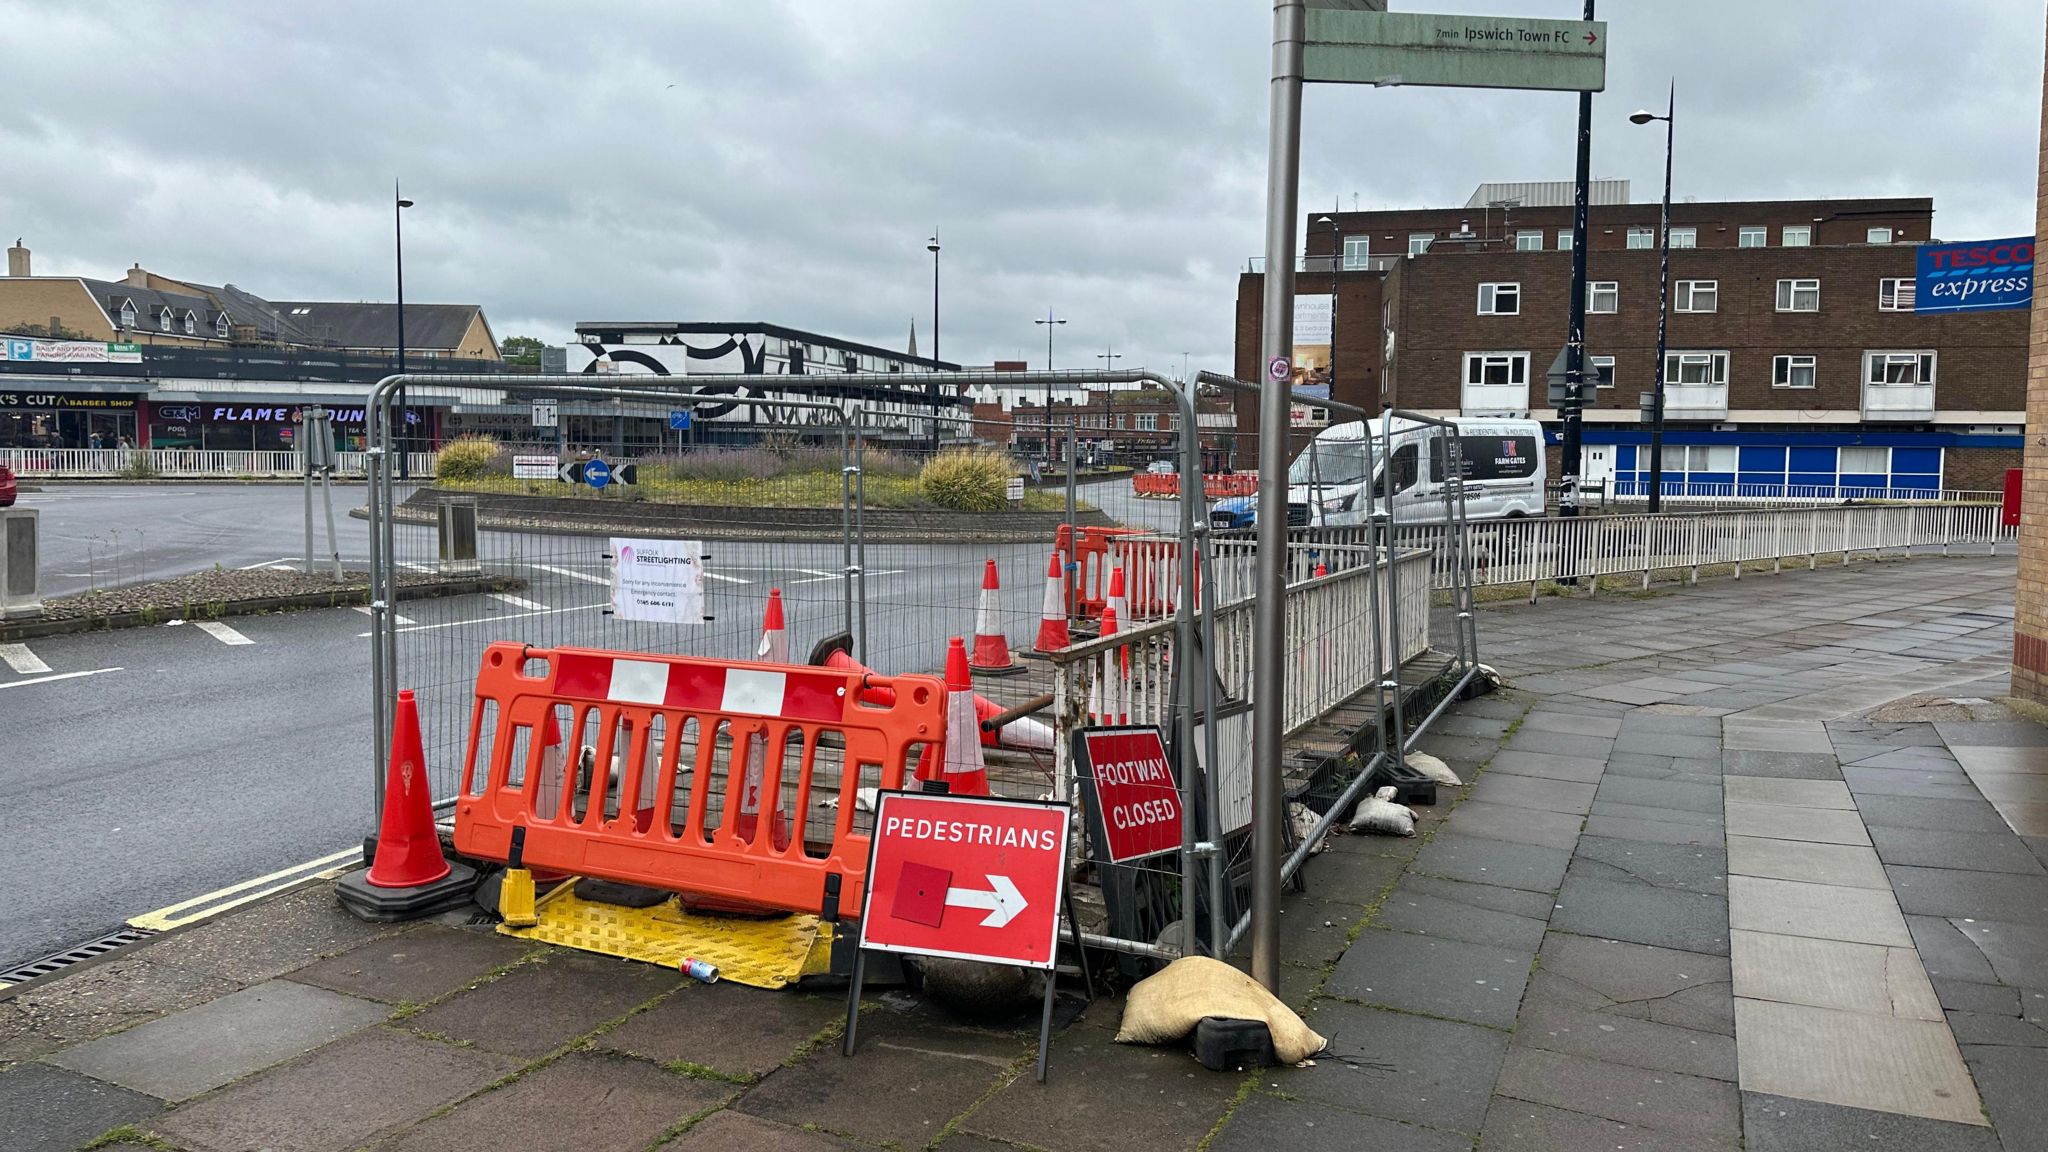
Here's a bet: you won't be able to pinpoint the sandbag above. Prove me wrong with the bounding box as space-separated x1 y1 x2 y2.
1116 956 1327 1064
1348 786 1416 837
1405 751 1462 787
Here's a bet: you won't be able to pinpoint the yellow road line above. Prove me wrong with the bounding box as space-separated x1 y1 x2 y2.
127 846 362 932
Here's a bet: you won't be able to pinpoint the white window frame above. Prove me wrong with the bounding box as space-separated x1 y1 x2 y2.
1136 413 1158 432
1407 233 1434 256
1462 351 1530 388
1626 227 1655 249
118 301 136 328
1674 280 1718 313
158 308 172 332
1669 226 1698 249
1864 350 1936 387
1867 227 1894 244
1776 278 1821 312
1679 445 1739 473
1782 225 1812 247
1772 354 1817 389
1878 278 1916 311
1591 354 1616 389
215 314 230 338
1738 226 1768 247
182 311 195 335
1341 235 1371 270
1514 229 1543 252
1587 281 1619 314
1839 446 1889 474
1555 229 1574 251
1477 282 1521 316
1663 350 1730 386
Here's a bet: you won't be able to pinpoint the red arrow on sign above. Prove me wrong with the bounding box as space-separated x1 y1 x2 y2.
1583 30 1597 44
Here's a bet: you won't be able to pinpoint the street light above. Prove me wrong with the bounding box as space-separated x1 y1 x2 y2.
1097 347 1122 466
926 233 940 451
394 184 413 478
1034 310 1065 462
1317 214 1339 404
1631 82 1675 512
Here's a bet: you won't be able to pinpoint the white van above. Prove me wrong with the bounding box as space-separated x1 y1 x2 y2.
1212 417 1546 529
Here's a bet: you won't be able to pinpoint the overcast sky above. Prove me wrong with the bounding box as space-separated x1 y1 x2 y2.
0 1 2040 374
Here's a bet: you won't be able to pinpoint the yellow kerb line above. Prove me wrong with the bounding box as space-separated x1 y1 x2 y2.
127 847 362 932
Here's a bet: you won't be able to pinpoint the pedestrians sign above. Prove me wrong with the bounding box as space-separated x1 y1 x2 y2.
584 459 612 489
669 410 692 431
1304 9 1608 92
858 792 1071 968
1073 726 1184 865
532 398 559 428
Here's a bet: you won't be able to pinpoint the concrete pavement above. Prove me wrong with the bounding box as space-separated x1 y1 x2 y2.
5 552 2047 1150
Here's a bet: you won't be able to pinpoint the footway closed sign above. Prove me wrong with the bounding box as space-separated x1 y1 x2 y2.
858 792 1071 969
1074 727 1184 864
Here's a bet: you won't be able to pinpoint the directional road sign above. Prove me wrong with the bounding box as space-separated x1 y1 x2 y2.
584 459 612 489
1304 9 1607 92
532 398 559 428
858 792 1071 968
669 410 692 431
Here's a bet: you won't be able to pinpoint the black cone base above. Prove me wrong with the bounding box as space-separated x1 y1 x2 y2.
336 860 479 923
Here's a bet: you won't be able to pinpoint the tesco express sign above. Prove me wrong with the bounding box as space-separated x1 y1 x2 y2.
1915 237 2035 314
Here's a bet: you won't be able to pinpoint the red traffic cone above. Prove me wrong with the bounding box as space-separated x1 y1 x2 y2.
756 588 789 663
973 692 1055 752
337 690 477 921
734 589 794 850
1092 606 1129 724
816 642 897 706
1033 549 1070 654
1314 561 1328 578
916 639 991 795
1105 564 1128 624
970 560 1023 675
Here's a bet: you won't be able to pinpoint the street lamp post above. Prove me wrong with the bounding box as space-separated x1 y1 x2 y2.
1317 215 1339 404
926 234 941 451
394 184 413 478
1034 310 1065 462
1097 347 1122 466
1631 83 1675 512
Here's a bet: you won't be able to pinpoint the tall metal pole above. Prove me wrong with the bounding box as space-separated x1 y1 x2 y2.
1250 0 1304 994
927 234 941 452
1098 348 1122 463
1036 311 1064 463
1558 0 1595 526
394 184 411 479
1647 81 1674 511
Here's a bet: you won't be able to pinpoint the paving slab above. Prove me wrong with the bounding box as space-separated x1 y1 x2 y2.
401 949 681 1058
1614 731 1724 759
1726 875 1911 947
1595 776 1724 815
1590 800 1724 828
133 885 407 989
1209 1092 1472 1152
1481 1095 1738 1152
744 1005 1024 1149
1946 1008 2048 1047
375 1050 728 1152
1567 836 1728 896
1323 927 1533 1028
1467 773 1597 816
1724 801 1871 846
1947 917 2048 988
1552 874 1729 955
1849 747 1963 770
1411 832 1571 892
1512 994 1736 1081
285 925 535 1005
1733 997 1984 1127
153 1026 520 1152
1868 825 2048 875
1729 929 1940 1020
1937 720 2048 748
49 979 388 1103
1485 749 1607 783
1843 767 1991 801
1723 726 1835 754
592 984 843 1080
1724 835 1891 890
1620 713 1727 737
1504 728 1616 759
1720 750 1844 780
1856 793 2014 833
0 952 240 1063
1740 1090 2003 1152
1520 710 1624 738
1373 880 1549 952
1885 864 2048 920
1908 915 2006 986
1582 813 1724 847
1930 978 2027 1017
1493 1046 1741 1142
1722 776 1854 810
658 1109 864 1151
1529 936 1733 1036
0 1062 162 1152
1426 799 1583 850
1275 1000 1510 1136
1964 1043 2048 1152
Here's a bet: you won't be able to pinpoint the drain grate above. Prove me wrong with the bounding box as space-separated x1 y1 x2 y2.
0 927 158 987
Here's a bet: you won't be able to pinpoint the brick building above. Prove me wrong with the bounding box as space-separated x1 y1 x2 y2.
2014 19 2048 707
1235 187 2025 494
1009 385 1238 468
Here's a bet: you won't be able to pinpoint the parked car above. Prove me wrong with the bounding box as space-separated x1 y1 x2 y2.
0 462 15 507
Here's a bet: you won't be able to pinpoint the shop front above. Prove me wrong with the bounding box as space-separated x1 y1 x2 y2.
148 402 427 452
0 389 143 449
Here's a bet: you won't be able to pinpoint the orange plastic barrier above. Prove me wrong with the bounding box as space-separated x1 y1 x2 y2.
452 642 946 920
1203 473 1257 499
1054 524 1144 618
1112 535 1203 622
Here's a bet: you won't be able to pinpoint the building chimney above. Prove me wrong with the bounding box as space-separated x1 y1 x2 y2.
126 262 148 287
6 240 26 278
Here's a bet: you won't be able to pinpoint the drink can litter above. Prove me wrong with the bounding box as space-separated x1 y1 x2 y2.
680 957 720 984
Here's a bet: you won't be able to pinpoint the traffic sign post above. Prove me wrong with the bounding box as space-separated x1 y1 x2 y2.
845 791 1087 1081
531 398 558 428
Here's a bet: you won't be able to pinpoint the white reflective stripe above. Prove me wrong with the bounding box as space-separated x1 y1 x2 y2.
1042 574 1063 619
608 658 670 705
757 630 788 662
723 668 787 716
944 688 984 776
975 586 998 638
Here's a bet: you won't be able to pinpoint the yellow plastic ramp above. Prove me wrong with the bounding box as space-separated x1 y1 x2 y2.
498 883 833 989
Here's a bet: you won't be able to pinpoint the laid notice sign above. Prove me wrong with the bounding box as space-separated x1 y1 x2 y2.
1074 726 1184 864
609 537 705 624
859 792 1070 968
512 454 557 480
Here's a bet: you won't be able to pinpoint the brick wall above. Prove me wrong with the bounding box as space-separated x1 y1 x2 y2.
2017 16 2048 705
1307 197 1936 257
1948 448 2022 493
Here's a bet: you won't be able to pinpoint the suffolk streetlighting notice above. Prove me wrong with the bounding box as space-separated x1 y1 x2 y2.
609 537 705 624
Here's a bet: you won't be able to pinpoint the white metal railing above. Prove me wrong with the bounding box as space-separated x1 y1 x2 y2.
1 447 438 479
1605 482 1998 505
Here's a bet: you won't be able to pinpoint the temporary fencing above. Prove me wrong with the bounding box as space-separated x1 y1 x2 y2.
1130 472 1259 500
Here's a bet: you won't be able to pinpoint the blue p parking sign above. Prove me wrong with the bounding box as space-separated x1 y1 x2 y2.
1915 237 2035 315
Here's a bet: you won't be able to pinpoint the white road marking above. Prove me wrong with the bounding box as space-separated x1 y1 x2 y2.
788 568 903 585
490 592 545 610
352 605 416 625
237 557 300 570
128 846 363 932
532 563 610 586
702 572 748 585
359 601 609 638
194 621 254 645
0 667 121 690
0 643 51 674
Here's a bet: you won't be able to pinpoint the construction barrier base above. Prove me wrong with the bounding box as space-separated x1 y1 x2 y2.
336 860 479 923
498 880 835 989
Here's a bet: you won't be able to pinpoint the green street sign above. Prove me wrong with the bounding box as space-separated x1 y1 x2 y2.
1304 9 1607 92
